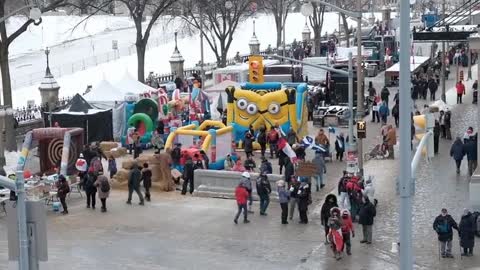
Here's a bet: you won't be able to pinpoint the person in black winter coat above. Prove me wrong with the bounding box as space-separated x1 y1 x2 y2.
127 163 144 205
463 135 478 176
259 158 273 174
297 178 311 224
256 172 272 215
359 197 376 244
433 208 459 258
321 194 338 243
257 127 267 158
141 163 152 202
284 157 294 186
84 170 98 209
244 131 254 158
428 79 438 101
450 137 465 174
182 157 195 195
459 209 476 256
434 120 440 154
335 133 345 161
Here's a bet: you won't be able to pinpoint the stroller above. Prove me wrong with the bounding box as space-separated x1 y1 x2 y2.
364 141 389 161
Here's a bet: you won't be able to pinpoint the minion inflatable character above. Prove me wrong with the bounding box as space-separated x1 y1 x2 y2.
226 82 308 142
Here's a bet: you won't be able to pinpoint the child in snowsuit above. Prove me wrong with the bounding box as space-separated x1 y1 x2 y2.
341 209 355 255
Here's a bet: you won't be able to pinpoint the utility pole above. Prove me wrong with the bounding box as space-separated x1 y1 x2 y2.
468 0 473 80
441 0 446 102
399 0 413 267
356 0 364 176
282 0 286 61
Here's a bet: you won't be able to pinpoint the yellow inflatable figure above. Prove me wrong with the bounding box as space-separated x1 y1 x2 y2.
226 83 308 142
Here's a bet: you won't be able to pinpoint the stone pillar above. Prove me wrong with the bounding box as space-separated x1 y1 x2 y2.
169 32 185 79
467 33 480 209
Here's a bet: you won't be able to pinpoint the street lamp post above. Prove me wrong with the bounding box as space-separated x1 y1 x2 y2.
399 0 413 268
301 0 364 174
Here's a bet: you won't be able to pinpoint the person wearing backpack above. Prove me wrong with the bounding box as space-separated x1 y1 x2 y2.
94 174 110 212
56 175 70 214
84 168 98 209
107 156 117 179
267 127 279 158
141 163 152 202
433 208 459 258
257 126 267 158
256 171 272 216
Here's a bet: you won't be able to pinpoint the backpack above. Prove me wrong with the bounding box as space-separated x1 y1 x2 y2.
100 179 110 193
85 174 95 189
268 130 279 142
437 219 450 233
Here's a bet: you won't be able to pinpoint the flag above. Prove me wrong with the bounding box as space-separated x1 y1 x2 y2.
301 136 327 153
277 137 297 160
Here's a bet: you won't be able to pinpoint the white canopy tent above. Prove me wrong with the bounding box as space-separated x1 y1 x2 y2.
84 79 125 102
113 71 156 94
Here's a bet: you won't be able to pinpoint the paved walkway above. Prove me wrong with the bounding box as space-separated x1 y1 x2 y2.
1 64 479 269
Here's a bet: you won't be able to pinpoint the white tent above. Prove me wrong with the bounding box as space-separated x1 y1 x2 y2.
114 71 156 94
84 79 125 102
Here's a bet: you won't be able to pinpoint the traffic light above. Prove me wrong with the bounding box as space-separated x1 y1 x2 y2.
249 55 264 83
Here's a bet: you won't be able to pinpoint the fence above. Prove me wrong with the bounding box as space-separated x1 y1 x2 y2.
11 30 188 90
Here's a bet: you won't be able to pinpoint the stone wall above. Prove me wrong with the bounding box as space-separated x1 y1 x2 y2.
194 169 284 201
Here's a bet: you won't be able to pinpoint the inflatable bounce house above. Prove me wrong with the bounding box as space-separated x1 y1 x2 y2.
164 120 233 169
17 128 84 176
225 82 309 143
122 85 212 148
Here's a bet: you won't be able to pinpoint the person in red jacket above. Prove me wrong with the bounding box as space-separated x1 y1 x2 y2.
341 209 355 255
234 174 250 224
456 81 466 104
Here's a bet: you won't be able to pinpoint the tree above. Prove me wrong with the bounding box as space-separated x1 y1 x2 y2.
335 0 370 47
0 0 71 151
115 0 177 83
308 2 326 56
180 0 254 68
261 0 297 48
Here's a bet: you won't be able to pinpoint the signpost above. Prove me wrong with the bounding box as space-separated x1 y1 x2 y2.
356 120 366 139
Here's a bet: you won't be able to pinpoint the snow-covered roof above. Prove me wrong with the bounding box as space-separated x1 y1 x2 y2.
113 71 156 94
385 56 430 73
84 79 125 102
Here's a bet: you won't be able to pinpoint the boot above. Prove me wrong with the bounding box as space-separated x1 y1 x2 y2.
139 201 145 206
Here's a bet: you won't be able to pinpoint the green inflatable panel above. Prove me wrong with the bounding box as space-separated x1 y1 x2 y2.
127 113 154 132
134 98 158 122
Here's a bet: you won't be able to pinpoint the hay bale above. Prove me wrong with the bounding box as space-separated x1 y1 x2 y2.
116 147 128 157
149 153 175 191
136 154 151 165
99 141 119 152
112 169 129 183
122 158 136 170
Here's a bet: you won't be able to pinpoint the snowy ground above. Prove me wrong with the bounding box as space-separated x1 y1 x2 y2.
10 12 384 107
